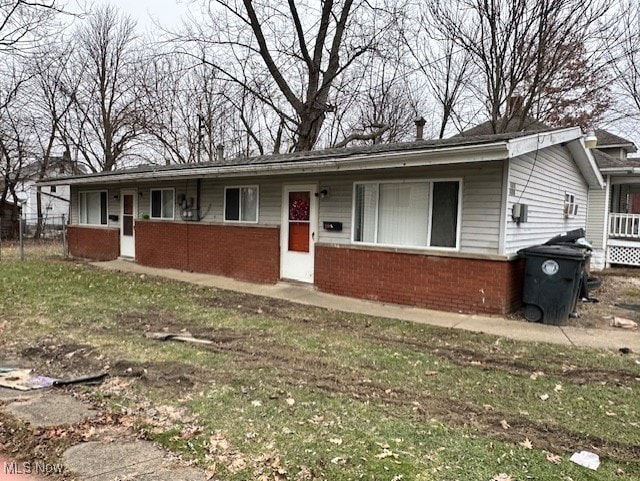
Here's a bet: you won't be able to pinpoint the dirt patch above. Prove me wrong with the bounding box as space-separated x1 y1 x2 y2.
111 360 204 389
20 342 106 378
506 267 640 329
576 269 640 327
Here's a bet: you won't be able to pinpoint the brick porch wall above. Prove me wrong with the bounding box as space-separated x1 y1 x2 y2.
67 225 120 261
314 245 525 315
135 221 280 284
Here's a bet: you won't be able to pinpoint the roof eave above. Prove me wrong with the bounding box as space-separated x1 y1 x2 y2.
566 138 605 188
38 142 511 186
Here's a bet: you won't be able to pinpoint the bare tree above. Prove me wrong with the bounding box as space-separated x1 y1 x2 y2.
0 61 36 235
608 1 640 137
426 0 616 133
64 4 141 172
404 6 473 138
0 0 65 53
179 0 404 152
27 42 77 237
327 49 421 147
529 41 611 129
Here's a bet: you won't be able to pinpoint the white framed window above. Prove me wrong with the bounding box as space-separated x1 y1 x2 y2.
564 192 578 218
224 186 259 223
79 191 107 225
151 188 175 219
352 179 461 249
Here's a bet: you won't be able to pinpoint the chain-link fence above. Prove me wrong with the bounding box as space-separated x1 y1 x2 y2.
0 214 67 261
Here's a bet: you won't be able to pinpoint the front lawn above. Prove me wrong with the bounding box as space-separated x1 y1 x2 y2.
0 259 638 480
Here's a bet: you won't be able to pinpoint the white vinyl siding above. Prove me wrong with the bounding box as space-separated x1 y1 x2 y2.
586 185 607 250
69 161 505 255
505 146 589 253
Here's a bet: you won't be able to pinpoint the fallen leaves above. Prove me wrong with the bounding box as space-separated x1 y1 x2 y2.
545 452 562 464
499 419 510 430
519 438 533 450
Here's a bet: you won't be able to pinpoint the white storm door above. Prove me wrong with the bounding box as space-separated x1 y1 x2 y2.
120 189 136 258
280 185 318 283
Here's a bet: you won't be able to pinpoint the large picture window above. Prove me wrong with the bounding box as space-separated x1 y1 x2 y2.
224 186 258 222
151 189 175 219
79 191 107 225
353 180 460 249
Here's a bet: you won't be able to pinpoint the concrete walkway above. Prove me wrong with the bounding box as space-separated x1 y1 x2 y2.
0 386 206 481
93 259 640 353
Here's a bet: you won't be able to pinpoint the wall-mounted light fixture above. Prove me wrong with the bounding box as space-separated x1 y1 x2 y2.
138 192 143 198
584 131 598 149
113 194 119 200
315 188 329 198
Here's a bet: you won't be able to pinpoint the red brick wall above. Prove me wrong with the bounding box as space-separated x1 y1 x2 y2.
67 225 120 261
314 245 524 315
135 221 280 284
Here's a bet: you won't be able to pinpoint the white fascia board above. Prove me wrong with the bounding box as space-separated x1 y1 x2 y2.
600 167 640 175
505 127 603 188
608 173 640 184
505 127 583 158
566 138 605 188
38 142 510 186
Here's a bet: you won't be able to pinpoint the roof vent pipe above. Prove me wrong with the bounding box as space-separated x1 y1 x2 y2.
414 116 426 140
216 144 224 162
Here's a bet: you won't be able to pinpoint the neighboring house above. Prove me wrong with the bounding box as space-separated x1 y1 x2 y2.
18 156 74 230
40 126 602 315
0 199 17 239
586 131 640 269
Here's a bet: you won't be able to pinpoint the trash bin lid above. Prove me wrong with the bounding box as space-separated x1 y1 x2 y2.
517 244 586 260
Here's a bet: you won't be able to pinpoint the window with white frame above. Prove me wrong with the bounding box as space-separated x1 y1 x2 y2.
353 180 460 249
79 191 107 225
564 192 578 218
151 188 175 219
224 186 258 222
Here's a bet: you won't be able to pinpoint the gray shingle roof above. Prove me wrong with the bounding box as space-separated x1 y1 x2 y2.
592 150 629 169
594 129 637 152
51 131 540 182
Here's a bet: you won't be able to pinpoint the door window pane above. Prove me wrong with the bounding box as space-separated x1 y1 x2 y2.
288 191 311 252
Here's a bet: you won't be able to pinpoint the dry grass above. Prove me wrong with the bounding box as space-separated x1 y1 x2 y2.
1 259 639 480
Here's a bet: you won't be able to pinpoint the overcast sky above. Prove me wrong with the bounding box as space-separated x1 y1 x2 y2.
92 0 191 31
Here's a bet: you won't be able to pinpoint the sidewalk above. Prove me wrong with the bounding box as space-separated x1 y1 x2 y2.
92 259 640 353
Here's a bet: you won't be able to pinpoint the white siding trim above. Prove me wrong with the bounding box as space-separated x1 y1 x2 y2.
498 159 509 255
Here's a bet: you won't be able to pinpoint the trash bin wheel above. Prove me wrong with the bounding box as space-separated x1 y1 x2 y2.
523 304 543 322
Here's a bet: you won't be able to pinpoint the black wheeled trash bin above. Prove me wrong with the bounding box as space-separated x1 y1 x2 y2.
518 245 587 326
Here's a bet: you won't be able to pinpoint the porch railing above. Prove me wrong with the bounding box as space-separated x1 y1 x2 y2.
609 213 640 239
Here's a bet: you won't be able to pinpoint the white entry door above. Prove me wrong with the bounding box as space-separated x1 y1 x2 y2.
120 189 137 258
280 185 318 283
